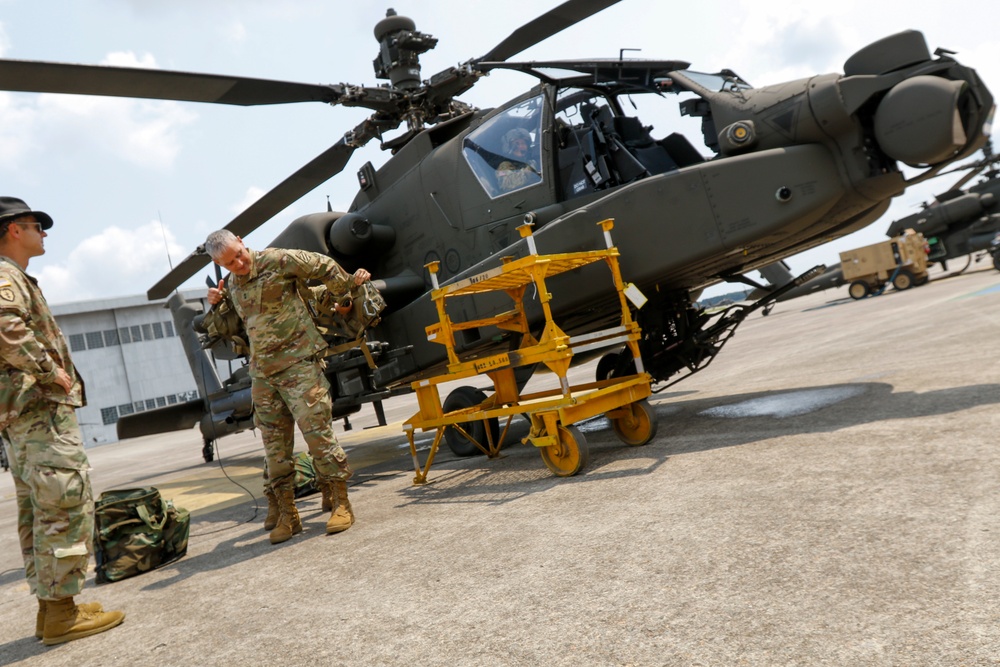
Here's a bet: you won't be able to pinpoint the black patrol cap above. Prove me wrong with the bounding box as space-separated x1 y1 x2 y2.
0 196 54 230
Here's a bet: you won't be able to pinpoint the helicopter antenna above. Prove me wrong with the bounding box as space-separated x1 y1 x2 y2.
158 210 174 271
327 195 333 212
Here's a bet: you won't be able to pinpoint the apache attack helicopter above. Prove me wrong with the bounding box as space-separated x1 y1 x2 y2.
886 143 1000 272
0 0 993 462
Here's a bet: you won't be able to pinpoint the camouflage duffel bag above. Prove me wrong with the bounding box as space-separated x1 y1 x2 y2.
93 487 190 584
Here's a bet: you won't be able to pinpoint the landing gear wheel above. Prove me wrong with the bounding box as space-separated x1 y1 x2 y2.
540 425 589 477
595 351 636 382
892 268 914 291
202 438 215 463
848 281 870 300
443 386 499 457
611 400 658 446
993 252 1000 272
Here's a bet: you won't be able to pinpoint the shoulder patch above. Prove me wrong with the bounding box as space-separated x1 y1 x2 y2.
0 287 14 302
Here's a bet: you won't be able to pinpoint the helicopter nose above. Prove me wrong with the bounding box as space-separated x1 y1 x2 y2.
873 76 972 166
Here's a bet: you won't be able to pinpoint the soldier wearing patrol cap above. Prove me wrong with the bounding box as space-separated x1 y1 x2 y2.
204 229 369 545
0 197 125 645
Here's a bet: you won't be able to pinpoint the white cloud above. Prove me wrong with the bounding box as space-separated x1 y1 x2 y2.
0 50 197 174
36 221 186 303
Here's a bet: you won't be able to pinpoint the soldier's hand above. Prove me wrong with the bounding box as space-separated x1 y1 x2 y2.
351 268 370 285
207 278 225 306
53 367 72 393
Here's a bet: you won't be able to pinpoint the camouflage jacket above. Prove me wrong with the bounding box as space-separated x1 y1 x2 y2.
225 248 355 377
0 255 84 429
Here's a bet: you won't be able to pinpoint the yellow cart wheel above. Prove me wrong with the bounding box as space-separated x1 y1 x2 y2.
611 399 658 446
540 425 589 477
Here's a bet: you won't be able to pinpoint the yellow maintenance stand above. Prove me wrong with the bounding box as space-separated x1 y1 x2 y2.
403 219 657 483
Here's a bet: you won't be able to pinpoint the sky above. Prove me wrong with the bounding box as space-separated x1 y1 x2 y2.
1 0 998 304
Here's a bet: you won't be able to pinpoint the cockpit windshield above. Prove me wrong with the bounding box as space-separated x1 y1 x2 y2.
462 95 544 198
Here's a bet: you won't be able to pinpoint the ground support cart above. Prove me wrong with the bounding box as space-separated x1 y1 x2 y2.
402 219 657 484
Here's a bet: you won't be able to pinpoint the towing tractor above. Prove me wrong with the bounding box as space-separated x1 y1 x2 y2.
841 230 931 300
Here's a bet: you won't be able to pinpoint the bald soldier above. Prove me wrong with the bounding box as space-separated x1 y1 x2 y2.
0 197 125 645
203 230 370 545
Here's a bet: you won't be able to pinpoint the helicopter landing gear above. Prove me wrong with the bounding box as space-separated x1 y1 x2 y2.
202 438 215 463
993 251 1000 272
595 350 636 382
442 386 500 457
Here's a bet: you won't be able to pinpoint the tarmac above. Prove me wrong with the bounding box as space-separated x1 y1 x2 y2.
1 261 1000 666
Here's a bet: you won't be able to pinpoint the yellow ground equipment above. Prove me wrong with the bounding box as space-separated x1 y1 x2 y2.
403 219 657 483
841 230 930 299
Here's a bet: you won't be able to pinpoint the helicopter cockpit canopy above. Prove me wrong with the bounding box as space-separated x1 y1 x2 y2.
462 95 545 198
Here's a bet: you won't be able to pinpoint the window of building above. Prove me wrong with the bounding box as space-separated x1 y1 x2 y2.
164 321 175 337
100 406 119 425
145 398 157 410
156 396 167 407
118 403 134 416
130 325 142 342
85 331 104 350
152 322 164 339
103 329 119 346
69 333 86 352
167 394 178 405
134 401 146 413
141 324 153 341
118 327 131 344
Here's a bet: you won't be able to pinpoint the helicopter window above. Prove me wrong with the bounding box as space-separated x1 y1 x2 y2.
462 95 544 198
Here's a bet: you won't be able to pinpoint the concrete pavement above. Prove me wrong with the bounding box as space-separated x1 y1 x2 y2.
2 262 999 666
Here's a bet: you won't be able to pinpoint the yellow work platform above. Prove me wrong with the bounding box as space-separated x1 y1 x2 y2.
403 219 657 483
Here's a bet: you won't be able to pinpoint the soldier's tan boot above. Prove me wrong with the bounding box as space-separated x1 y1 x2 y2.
41 597 124 646
318 478 333 513
263 485 279 531
325 479 355 534
36 599 103 640
269 487 302 545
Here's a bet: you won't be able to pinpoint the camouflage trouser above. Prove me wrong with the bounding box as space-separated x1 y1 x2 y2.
252 357 351 494
2 400 93 600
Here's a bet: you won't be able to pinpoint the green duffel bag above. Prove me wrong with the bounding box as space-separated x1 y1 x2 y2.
93 487 190 584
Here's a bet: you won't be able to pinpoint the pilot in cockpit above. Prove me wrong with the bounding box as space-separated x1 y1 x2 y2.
495 127 541 192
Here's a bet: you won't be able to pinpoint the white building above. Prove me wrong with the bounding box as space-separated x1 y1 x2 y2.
51 289 235 445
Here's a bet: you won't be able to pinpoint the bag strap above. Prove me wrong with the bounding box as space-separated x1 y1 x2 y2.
135 501 169 531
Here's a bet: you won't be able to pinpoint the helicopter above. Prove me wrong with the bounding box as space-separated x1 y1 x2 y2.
886 143 1000 272
0 0 992 462
749 143 1000 314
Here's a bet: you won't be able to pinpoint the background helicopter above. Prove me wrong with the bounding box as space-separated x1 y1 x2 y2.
0 0 993 461
886 143 1000 272
749 143 1000 312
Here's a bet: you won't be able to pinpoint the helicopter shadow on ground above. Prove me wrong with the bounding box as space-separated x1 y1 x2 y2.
394 380 1000 507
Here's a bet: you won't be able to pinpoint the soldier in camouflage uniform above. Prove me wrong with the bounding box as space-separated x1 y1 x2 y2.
204 229 369 545
0 197 125 645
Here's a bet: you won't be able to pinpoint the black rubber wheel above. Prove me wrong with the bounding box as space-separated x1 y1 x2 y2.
202 439 215 463
993 252 1000 272
892 268 914 291
443 386 499 457
848 281 870 300
595 351 637 382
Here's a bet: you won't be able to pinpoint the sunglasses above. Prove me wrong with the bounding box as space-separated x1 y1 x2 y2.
17 222 45 233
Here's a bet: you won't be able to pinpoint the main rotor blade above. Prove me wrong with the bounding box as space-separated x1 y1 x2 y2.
478 0 623 63
0 58 340 105
147 140 356 299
